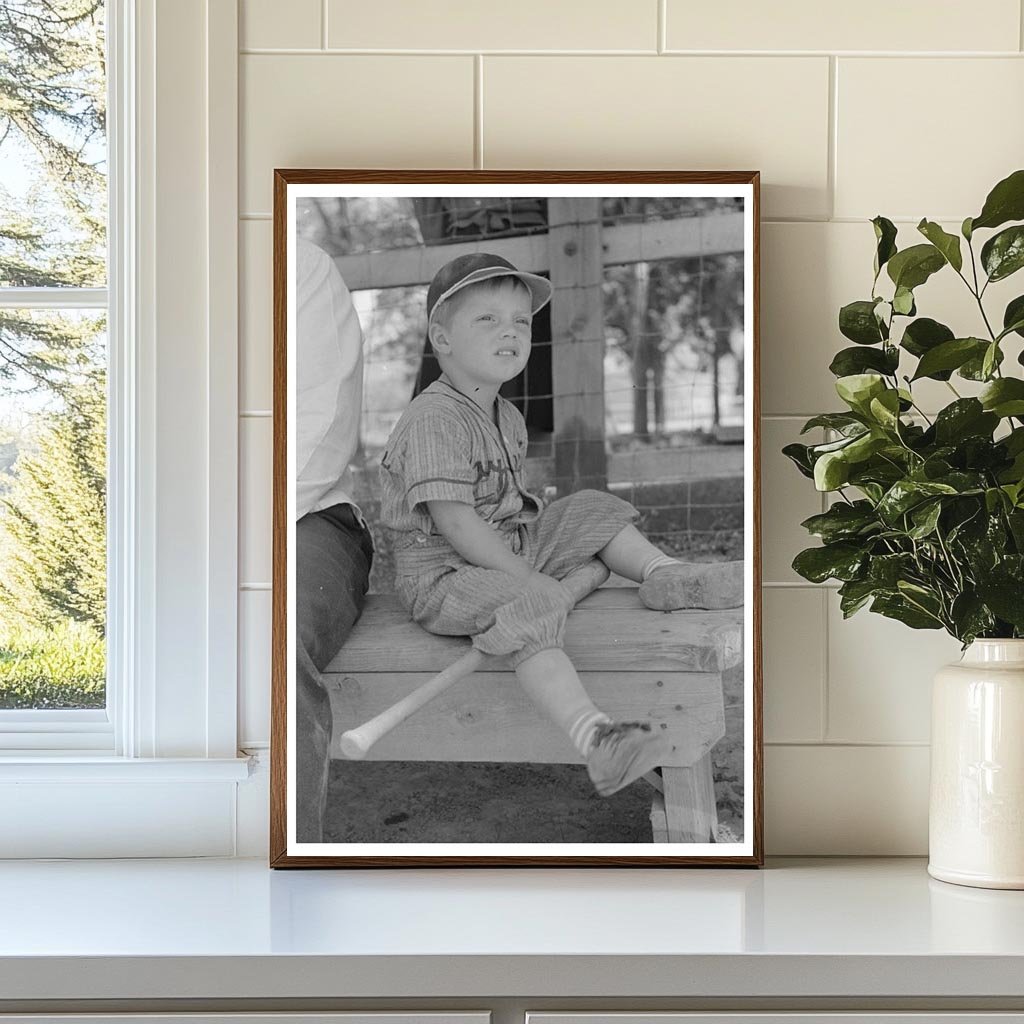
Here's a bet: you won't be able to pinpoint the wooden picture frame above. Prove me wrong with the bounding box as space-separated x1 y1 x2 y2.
271 170 763 867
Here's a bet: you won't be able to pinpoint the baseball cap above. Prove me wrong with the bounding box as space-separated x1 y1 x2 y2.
426 252 552 325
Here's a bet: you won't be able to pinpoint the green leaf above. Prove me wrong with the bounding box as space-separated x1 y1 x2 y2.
971 168 1024 232
892 286 916 316
835 373 886 413
960 344 1004 381
982 342 1000 380
868 389 902 431
933 399 999 445
1002 295 1024 340
800 413 865 435
980 378 1024 418
877 479 958 524
908 500 943 540
810 433 866 456
868 552 915 587
962 216 974 241
950 593 996 644
800 501 879 543
814 451 851 491
856 482 885 504
981 225 1024 283
838 578 877 617
900 319 955 379
976 577 1024 629
872 216 898 277
782 442 815 479
887 244 946 291
917 219 963 272
1006 428 1024 457
839 300 887 345
871 594 943 630
911 337 987 381
792 543 866 584
829 345 899 378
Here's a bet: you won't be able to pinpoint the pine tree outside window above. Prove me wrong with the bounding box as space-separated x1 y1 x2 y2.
0 1 110 742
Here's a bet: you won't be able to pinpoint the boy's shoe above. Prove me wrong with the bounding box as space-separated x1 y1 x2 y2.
639 560 744 611
586 721 672 797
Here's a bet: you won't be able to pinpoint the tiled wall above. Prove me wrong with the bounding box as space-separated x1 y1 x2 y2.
236 0 1024 854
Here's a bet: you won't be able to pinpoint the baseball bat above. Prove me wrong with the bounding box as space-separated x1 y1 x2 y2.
339 558 611 760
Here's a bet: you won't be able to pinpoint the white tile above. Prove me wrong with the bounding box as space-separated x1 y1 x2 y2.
760 417 824 584
666 0 1020 52
239 590 272 747
328 0 657 50
827 596 962 743
762 220 1024 416
762 222 860 417
836 58 1024 221
765 744 929 854
483 56 830 220
240 55 474 214
241 0 321 50
240 220 273 411
762 587 824 743
240 416 273 586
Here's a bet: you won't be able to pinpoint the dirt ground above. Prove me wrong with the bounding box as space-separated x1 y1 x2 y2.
325 760 743 844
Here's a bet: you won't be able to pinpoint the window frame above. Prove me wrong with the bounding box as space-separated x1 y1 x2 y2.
0 0 248 857
0 7 117 751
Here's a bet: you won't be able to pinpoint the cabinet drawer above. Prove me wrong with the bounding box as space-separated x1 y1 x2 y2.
528 1016 1024 1024
0 1015 490 1024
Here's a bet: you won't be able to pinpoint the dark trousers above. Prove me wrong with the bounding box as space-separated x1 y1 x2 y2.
295 503 373 842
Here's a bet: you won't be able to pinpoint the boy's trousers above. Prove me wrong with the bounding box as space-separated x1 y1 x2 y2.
295 504 373 843
396 489 638 669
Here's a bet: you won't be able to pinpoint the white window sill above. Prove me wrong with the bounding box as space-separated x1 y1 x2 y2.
0 755 252 782
0 755 255 858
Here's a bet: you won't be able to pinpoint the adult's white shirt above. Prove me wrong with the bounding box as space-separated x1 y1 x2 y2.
295 237 364 523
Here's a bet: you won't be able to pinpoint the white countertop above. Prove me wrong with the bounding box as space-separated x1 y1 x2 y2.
1 857 1023 1001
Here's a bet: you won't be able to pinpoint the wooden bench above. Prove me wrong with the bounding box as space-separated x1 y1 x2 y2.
324 588 743 843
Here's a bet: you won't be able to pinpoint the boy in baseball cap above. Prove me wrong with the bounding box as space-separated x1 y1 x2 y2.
379 252 742 798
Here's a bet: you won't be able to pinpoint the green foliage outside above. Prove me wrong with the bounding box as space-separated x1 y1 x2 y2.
0 619 104 709
0 378 106 633
0 1 107 708
784 169 1024 645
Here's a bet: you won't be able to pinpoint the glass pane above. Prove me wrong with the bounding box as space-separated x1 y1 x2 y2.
0 1 107 288
0 309 106 709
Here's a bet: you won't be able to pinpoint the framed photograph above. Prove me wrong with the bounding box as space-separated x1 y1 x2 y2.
271 171 762 867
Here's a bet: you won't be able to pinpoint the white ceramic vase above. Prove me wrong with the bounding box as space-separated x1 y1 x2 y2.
929 639 1024 889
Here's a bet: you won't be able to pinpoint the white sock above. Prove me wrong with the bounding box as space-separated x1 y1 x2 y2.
641 552 679 582
567 709 612 757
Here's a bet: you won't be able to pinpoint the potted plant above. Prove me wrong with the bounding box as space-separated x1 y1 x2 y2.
784 169 1024 889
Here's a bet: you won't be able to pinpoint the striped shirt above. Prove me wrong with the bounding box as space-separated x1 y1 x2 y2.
380 376 543 557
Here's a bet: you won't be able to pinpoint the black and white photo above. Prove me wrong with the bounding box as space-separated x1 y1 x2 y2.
271 172 762 867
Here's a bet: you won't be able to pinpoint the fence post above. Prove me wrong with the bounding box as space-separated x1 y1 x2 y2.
547 197 607 495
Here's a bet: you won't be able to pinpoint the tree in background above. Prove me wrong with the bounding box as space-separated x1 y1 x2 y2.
603 209 744 439
0 0 105 397
0 1 107 661
0 373 105 633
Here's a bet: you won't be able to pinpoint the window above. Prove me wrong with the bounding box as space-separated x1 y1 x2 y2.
0 0 246 857
0 0 111 748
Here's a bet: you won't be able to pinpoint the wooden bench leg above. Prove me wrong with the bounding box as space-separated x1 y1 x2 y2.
648 754 718 843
